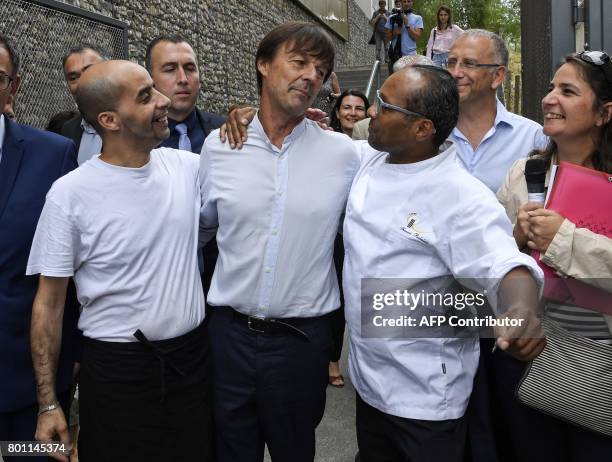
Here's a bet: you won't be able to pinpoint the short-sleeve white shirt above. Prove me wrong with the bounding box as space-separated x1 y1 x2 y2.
27 148 205 342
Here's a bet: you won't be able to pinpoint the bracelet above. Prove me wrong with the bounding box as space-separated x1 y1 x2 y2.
38 401 60 416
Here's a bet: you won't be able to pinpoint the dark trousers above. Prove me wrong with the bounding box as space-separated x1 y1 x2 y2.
208 307 332 462
491 349 612 462
330 233 345 362
0 391 70 462
464 338 499 462
78 322 212 462
356 393 466 462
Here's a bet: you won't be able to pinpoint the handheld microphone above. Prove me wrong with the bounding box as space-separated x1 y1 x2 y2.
524 158 547 204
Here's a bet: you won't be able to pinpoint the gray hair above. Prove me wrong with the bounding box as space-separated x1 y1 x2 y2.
457 29 509 67
393 54 434 73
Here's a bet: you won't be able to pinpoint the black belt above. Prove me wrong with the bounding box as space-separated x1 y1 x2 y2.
231 309 310 341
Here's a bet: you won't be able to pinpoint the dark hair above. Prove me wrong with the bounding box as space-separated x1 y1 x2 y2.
330 89 370 134
61 44 106 73
0 34 20 76
437 6 453 30
405 65 459 148
530 53 612 174
145 35 193 72
46 110 78 134
75 72 121 135
255 22 335 94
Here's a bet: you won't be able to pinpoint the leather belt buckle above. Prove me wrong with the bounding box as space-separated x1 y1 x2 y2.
247 316 267 333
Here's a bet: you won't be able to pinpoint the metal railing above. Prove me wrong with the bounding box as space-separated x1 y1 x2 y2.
365 60 382 102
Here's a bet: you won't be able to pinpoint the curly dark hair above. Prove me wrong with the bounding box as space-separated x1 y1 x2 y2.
329 89 370 134
530 53 612 174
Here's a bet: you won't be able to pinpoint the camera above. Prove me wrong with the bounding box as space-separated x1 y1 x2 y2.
391 8 413 26
391 9 404 26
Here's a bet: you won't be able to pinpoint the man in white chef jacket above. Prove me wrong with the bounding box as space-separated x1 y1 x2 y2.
343 65 546 461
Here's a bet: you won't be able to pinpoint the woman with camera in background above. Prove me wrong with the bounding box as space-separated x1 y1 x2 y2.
495 51 612 461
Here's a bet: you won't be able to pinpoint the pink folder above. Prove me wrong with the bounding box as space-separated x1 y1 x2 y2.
531 161 612 314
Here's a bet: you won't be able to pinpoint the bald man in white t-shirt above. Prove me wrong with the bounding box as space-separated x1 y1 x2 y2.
27 60 212 462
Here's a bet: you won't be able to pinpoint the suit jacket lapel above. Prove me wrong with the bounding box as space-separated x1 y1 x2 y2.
0 119 25 220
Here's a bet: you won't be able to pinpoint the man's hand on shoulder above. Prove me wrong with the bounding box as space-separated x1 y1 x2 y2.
304 108 332 131
219 106 332 150
220 106 256 149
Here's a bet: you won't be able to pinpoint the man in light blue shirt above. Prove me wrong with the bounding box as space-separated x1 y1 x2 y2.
385 0 423 64
446 29 548 462
447 30 548 193
199 23 358 462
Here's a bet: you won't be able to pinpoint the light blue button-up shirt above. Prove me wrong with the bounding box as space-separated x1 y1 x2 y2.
200 114 359 318
344 141 543 420
449 99 548 193
77 118 102 165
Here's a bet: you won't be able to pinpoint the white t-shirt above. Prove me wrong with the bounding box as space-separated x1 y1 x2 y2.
27 148 205 342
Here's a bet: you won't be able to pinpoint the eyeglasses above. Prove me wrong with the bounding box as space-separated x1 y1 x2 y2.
578 50 612 86
446 58 501 71
579 50 610 66
374 90 436 131
0 73 13 91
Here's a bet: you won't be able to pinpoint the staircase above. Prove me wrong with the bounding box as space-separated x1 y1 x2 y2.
335 64 390 102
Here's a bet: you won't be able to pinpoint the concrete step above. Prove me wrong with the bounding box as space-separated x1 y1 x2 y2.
335 63 389 99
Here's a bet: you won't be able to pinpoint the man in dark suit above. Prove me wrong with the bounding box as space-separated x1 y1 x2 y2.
0 34 79 458
145 35 224 153
59 45 106 164
146 35 224 299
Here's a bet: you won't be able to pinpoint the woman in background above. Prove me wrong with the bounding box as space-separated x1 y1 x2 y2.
329 89 369 138
426 5 463 68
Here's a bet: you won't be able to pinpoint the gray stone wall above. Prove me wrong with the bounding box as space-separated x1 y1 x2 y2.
56 0 375 116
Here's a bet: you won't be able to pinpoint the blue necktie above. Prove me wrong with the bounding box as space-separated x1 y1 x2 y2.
175 123 192 152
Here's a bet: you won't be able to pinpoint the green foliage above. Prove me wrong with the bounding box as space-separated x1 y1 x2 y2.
413 0 521 52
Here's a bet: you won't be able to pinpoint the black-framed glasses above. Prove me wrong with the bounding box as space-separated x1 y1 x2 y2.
374 90 436 132
578 50 612 86
446 58 501 70
0 73 13 91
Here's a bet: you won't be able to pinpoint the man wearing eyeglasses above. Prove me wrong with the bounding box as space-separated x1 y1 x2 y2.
446 29 547 193
345 64 545 462
0 34 79 456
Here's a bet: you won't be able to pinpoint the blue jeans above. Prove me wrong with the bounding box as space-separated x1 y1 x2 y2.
433 52 449 68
